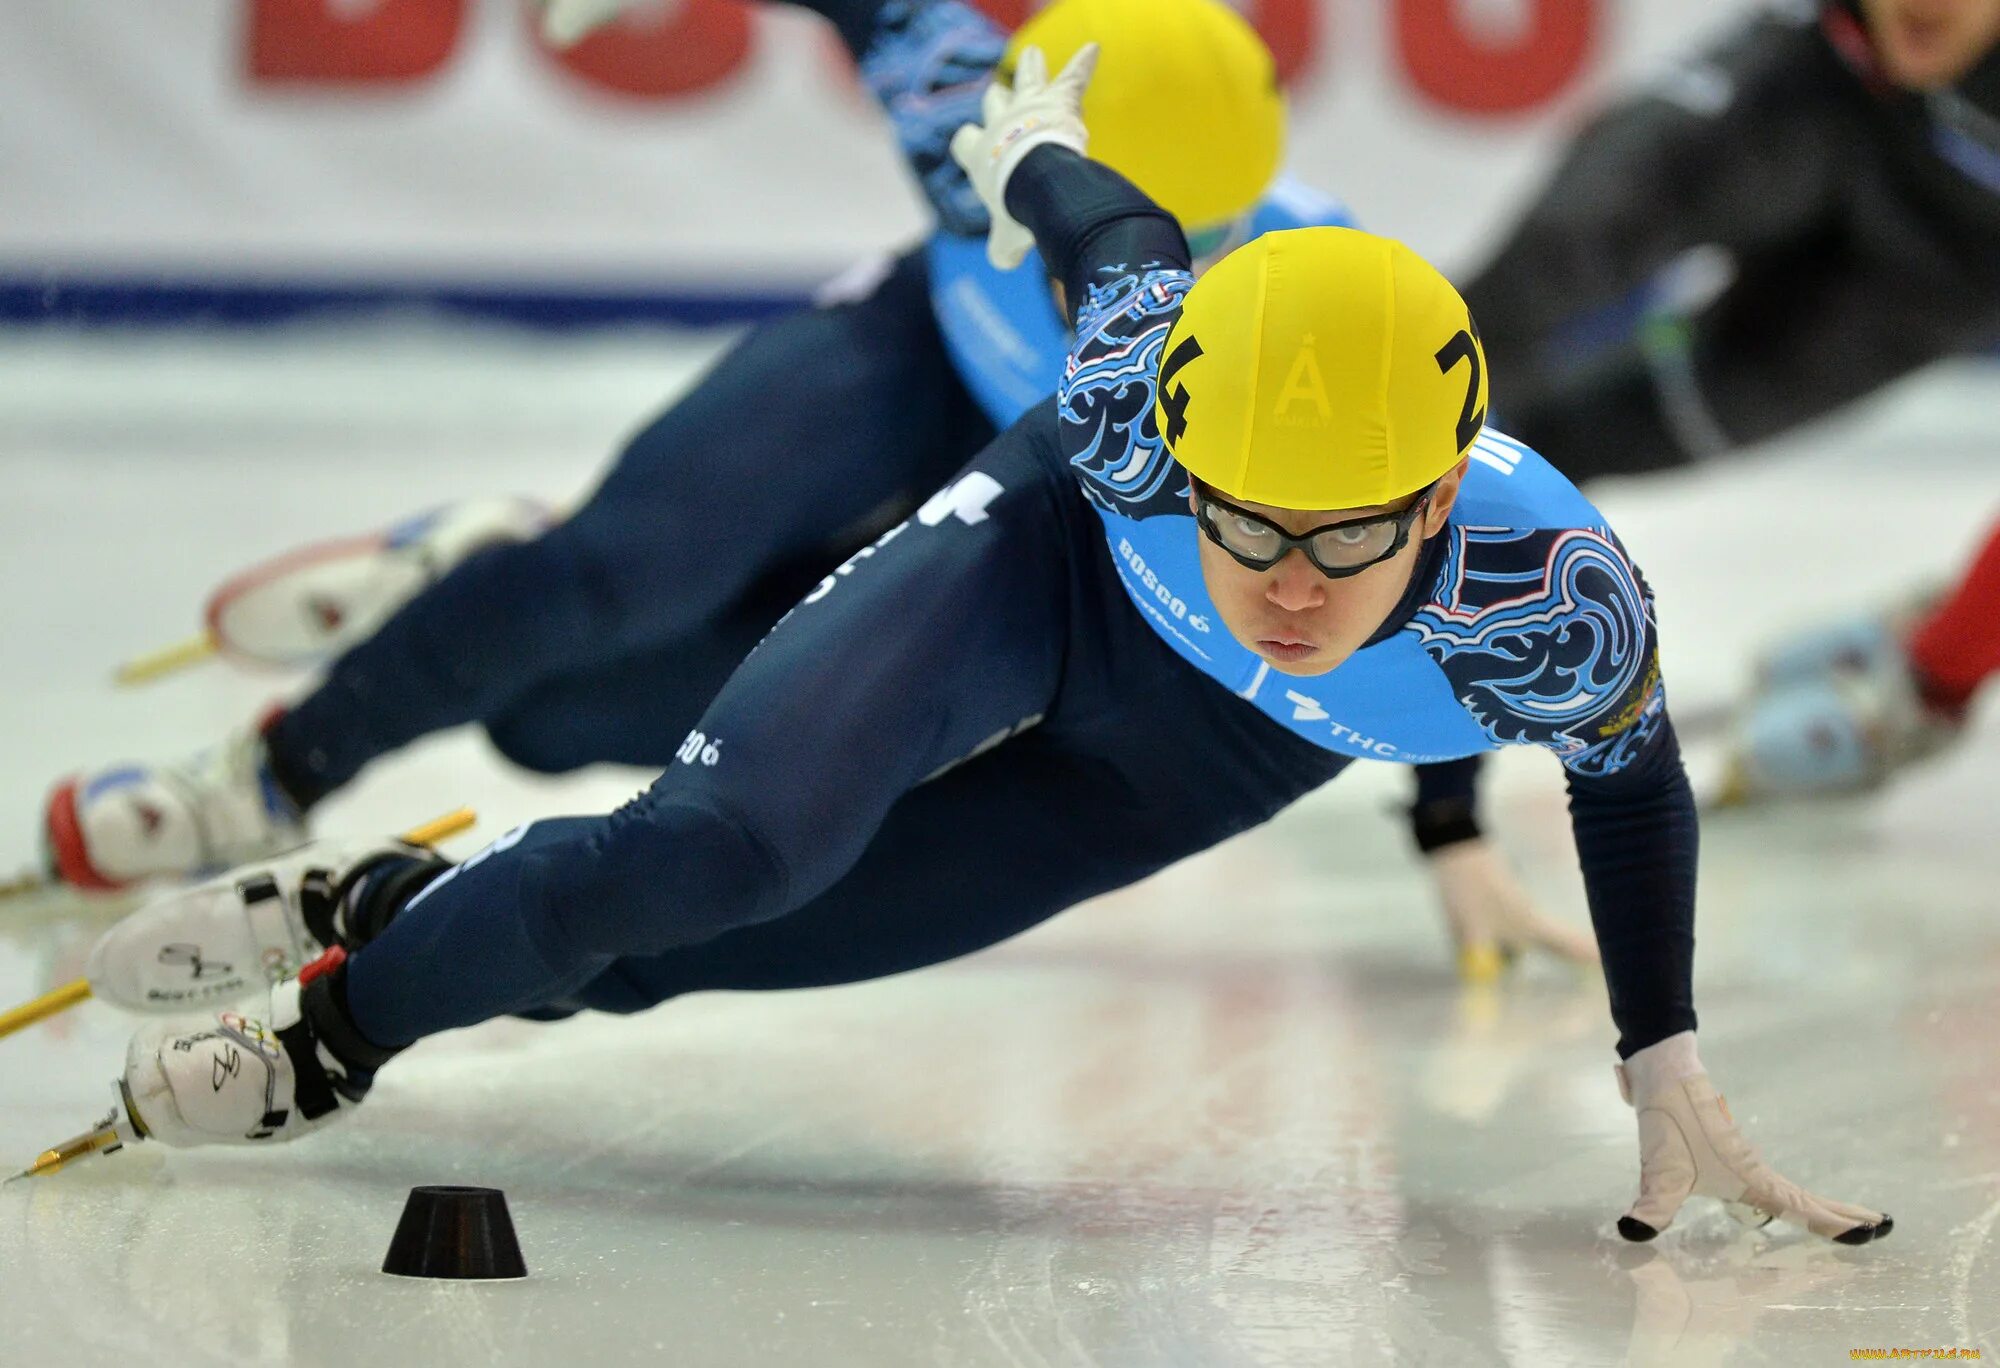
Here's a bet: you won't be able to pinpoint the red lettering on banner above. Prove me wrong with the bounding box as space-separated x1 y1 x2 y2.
1243 0 1320 88
542 0 755 100
1395 0 1597 115
247 0 465 84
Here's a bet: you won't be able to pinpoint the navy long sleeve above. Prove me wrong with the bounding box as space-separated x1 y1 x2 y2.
1567 719 1699 1056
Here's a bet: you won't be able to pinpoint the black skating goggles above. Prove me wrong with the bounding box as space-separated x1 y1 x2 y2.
1192 479 1438 579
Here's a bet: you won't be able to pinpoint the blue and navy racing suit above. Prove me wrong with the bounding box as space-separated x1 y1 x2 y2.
328 151 1699 1069
254 0 1493 836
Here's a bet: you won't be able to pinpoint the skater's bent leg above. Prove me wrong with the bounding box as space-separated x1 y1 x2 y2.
267 252 991 805
342 422 1068 1047
572 735 1155 1010
481 585 810 774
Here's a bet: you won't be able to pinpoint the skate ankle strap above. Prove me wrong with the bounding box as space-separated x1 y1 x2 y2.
301 961 403 1073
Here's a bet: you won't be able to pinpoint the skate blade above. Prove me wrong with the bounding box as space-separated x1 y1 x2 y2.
0 872 143 927
0 867 51 903
6 1110 132 1185
112 631 219 687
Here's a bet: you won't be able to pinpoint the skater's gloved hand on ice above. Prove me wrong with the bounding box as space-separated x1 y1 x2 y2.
84 838 447 1015
949 43 1098 268
1617 1031 1891 1245
1426 837 1599 983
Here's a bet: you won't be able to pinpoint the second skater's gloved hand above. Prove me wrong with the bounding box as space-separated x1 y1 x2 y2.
949 43 1099 267
1617 1032 1892 1245
1427 838 1600 983
84 838 448 1015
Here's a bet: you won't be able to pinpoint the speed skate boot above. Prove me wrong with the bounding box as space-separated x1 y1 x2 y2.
120 955 396 1149
1718 633 1963 803
205 495 552 669
1750 611 1909 690
43 719 307 892
83 836 447 1013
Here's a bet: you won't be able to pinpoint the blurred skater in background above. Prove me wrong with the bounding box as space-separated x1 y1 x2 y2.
1460 0 2000 801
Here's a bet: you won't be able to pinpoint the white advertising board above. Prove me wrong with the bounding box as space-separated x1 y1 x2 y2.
0 0 1765 318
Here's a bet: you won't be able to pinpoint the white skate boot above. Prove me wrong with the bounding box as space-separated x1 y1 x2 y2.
82 836 444 1012
1718 621 1962 804
44 722 307 891
204 495 551 670
121 969 384 1148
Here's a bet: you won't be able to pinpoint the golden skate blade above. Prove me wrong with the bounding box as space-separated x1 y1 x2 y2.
5 1123 126 1185
0 867 51 903
403 808 476 849
0 979 94 1042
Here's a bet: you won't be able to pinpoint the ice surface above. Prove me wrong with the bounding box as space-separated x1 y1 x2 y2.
0 327 1995 1366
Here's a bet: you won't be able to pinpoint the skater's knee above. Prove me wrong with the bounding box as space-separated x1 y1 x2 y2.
554 793 794 958
484 709 594 776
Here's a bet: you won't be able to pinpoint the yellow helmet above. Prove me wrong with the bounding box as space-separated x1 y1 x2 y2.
1003 0 1285 234
1156 227 1488 511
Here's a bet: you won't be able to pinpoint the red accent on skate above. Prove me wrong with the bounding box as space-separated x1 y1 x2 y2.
203 531 385 668
307 595 347 634
43 780 127 892
298 945 348 987
1907 519 2000 714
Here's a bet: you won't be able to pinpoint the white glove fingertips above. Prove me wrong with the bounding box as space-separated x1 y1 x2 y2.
1052 41 1100 101
1621 1099 1701 1240
950 123 984 175
987 218 1033 271
1789 1188 1892 1244
981 79 1010 125
1014 43 1049 93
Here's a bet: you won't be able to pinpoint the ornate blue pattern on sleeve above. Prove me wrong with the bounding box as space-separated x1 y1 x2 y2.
1059 267 1196 519
860 0 1006 238
1410 525 1666 776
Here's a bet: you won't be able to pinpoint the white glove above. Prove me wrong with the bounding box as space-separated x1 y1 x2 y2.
1616 1032 1891 1244
533 0 675 48
1426 838 1599 982
947 43 1098 269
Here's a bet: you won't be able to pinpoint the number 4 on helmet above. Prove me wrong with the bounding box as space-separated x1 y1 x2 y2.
114 497 554 686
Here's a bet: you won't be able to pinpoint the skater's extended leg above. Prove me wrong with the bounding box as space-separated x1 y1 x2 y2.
266 251 993 806
480 567 826 774
340 417 1072 1046
564 699 1348 1013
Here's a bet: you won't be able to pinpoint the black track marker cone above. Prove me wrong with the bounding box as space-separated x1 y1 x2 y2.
382 1186 528 1280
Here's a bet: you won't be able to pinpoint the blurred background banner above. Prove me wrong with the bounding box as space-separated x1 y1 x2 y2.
1 0 1759 325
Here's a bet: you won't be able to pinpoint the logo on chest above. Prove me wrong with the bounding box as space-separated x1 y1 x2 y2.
1283 689 1401 757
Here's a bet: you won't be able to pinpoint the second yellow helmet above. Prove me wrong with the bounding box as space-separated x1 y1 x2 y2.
1156 227 1489 511
1002 0 1286 234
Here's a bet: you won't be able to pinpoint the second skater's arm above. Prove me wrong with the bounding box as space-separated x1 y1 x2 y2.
792 0 1008 236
